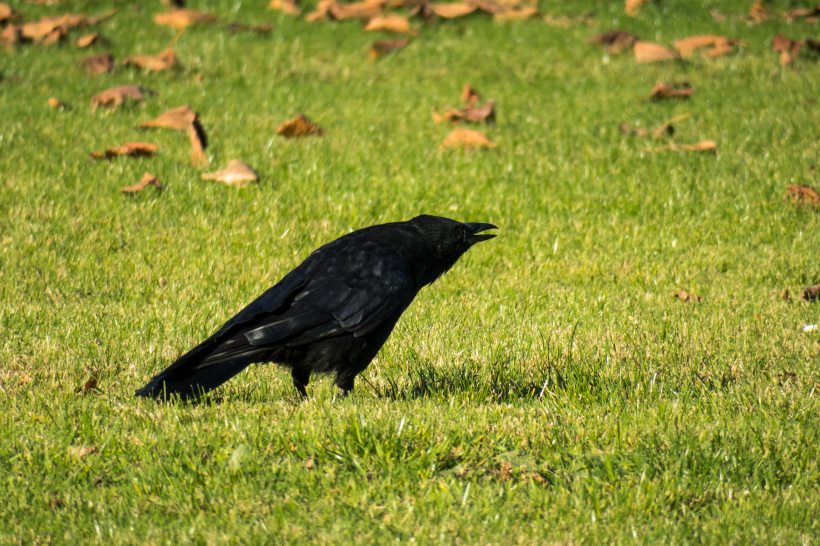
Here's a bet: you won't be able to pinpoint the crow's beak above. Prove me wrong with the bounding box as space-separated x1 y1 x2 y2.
465 222 499 245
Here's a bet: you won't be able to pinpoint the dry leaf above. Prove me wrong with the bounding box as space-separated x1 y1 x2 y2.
202 160 260 187
80 53 113 75
440 129 496 149
1 25 21 46
91 85 153 111
364 15 413 33
704 42 735 58
90 142 157 160
74 377 99 394
21 14 72 42
306 0 335 22
748 3 770 23
68 446 98 459
269 0 301 15
461 83 481 106
121 172 162 193
140 105 197 130
784 6 820 21
634 41 679 63
493 7 538 21
709 10 727 22
587 30 639 54
368 38 409 59
330 1 383 20
673 289 703 303
784 185 820 207
48 97 68 109
153 9 218 29
76 33 100 48
0 3 14 24
277 114 325 137
680 141 716 152
428 3 476 18
469 0 509 15
648 82 693 100
672 35 732 56
225 23 274 34
772 34 803 66
625 0 650 17
801 285 820 301
188 122 207 165
123 47 178 71
434 100 496 124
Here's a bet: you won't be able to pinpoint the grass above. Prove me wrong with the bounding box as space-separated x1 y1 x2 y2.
2 0 820 543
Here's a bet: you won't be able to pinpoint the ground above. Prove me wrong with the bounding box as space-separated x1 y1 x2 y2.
1 0 820 543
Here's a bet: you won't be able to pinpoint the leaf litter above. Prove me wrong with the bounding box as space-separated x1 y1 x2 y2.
277 114 325 137
440 129 496 149
90 142 157 160
80 54 114 75
784 185 820 207
140 105 208 164
121 172 163 193
123 47 178 71
587 30 639 54
91 85 155 111
202 160 260 187
648 82 693 100
368 38 410 60
154 9 218 29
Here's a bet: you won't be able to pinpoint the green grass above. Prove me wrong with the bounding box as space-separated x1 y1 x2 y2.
2 0 820 543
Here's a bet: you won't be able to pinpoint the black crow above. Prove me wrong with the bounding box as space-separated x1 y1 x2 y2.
135 215 497 400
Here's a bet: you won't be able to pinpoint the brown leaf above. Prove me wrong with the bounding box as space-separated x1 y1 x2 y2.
461 83 481 106
679 141 717 152
80 54 114 76
435 100 496 124
440 129 496 149
648 82 693 100
428 3 476 18
704 42 735 58
625 0 651 17
772 34 803 66
709 10 727 22
801 285 820 301
225 23 274 34
74 377 100 394
90 142 157 160
269 0 301 15
68 446 98 459
90 85 154 111
673 289 703 303
468 0 508 15
153 9 218 29
587 30 639 54
306 0 335 22
21 14 74 42
0 3 14 24
48 97 69 109
784 185 820 207
1 25 21 46
364 15 413 33
121 172 163 193
329 1 384 20
493 7 538 21
277 114 325 137
123 47 178 71
76 33 99 48
748 3 770 23
634 41 680 63
368 38 410 59
140 105 197 130
672 35 733 56
201 160 260 187
188 121 208 165
784 6 820 21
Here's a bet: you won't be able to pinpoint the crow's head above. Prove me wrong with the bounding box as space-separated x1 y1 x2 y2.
408 215 498 283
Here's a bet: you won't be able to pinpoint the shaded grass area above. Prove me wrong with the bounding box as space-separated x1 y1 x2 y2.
2 0 820 543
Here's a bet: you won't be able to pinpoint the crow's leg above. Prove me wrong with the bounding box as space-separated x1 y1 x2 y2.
292 368 310 398
335 375 355 397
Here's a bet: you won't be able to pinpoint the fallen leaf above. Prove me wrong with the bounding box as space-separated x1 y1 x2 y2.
428 3 476 18
91 85 154 111
153 9 218 29
709 9 726 22
704 42 735 58
0 3 14 24
440 129 496 149
587 30 639 54
434 100 496 124
121 172 163 193
634 41 679 63
306 0 335 22
74 377 100 394
188 121 207 165
672 35 733 56
305 458 315 470
202 160 260 187
625 0 650 17
461 83 481 106
493 7 538 21
773 34 803 66
76 33 100 48
68 446 98 459
80 53 114 75
784 6 820 21
330 1 383 20
364 14 413 33
748 3 770 24
123 47 178 71
1 24 21 46
20 14 76 42
90 142 157 160
648 81 693 100
679 141 717 152
269 0 301 15
140 105 197 130
673 289 702 303
784 185 820 207
224 22 274 34
801 285 820 301
368 38 409 59
469 0 509 15
48 97 69 109
277 114 325 137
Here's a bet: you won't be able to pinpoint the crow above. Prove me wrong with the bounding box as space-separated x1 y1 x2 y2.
135 215 497 400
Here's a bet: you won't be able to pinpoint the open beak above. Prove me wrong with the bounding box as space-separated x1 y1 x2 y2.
465 222 499 245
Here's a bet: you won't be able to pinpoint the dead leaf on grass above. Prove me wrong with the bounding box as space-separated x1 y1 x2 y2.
1 25 21 46
364 15 413 33
648 140 716 153
784 185 820 207
277 114 325 137
80 53 114 75
428 3 476 18
704 42 735 58
140 105 197 130
433 100 496 124
269 0 301 15
648 81 693 100
461 83 481 106
76 33 100 48
68 446 98 459
440 129 496 149
121 172 162 193
772 33 803 66
225 22 274 34
368 38 410 59
493 7 538 21
91 85 154 111
0 3 14 23
784 6 820 22
188 121 207 165
587 30 639 54
673 289 703 303
634 41 680 63
74 377 99 394
673 35 735 57
153 9 218 29
202 160 260 187
90 142 157 160
123 47 178 71
306 0 335 22
330 1 384 20
48 97 69 109
625 0 650 17
747 3 770 24
801 284 820 301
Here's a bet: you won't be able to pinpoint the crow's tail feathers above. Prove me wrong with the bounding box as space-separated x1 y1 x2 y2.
135 338 271 401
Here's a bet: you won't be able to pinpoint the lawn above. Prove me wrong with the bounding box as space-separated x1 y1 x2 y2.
2 0 820 543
